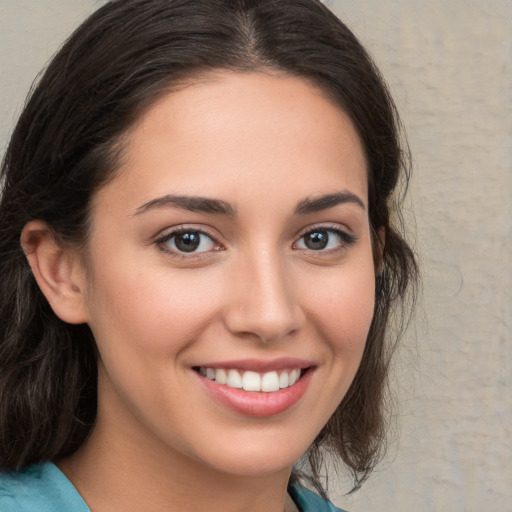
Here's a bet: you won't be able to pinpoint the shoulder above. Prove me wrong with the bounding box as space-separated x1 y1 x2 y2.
0 462 89 512
288 483 348 512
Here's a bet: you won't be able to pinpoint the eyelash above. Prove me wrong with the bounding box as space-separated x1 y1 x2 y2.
155 225 357 258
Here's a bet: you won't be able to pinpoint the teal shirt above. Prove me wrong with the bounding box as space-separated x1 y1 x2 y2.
0 462 346 511
0 463 89 512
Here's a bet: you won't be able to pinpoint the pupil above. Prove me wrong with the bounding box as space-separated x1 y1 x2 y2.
175 232 200 252
305 230 328 250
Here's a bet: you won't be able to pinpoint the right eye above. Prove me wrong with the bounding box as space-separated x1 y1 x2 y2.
156 229 218 255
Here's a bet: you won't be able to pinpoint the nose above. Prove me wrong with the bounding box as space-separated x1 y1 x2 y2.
222 250 305 343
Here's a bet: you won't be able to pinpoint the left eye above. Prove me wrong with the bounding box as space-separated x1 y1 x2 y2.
295 228 352 251
159 230 217 254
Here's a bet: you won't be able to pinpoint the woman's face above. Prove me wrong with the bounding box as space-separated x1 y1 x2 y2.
80 71 375 476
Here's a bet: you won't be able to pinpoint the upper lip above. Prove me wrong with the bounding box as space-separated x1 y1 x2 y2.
193 357 315 373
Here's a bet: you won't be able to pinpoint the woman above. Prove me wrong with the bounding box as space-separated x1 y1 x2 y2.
0 0 417 510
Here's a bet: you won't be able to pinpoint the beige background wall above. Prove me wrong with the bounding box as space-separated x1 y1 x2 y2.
330 2 512 511
1 1 511 511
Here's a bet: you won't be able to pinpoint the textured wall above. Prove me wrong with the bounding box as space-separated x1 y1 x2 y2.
1 1 511 511
330 1 512 511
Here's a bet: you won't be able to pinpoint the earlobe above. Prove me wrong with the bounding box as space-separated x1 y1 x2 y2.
21 220 89 324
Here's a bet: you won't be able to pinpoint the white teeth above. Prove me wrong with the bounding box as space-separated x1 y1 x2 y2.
289 368 300 386
278 371 289 389
215 368 227 384
242 371 261 391
226 369 243 388
261 371 280 392
199 367 304 392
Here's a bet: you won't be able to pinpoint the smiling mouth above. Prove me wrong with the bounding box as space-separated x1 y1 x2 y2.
193 367 309 392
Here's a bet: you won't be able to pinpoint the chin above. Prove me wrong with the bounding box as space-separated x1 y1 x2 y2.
211 455 297 478
190 437 306 478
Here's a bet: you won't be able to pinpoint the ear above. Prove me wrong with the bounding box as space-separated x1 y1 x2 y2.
21 220 89 324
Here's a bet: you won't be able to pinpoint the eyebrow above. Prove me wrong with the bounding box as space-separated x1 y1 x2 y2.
134 190 365 217
294 191 366 214
135 194 236 216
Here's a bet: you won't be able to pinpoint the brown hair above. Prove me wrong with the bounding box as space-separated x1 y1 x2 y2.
0 0 417 495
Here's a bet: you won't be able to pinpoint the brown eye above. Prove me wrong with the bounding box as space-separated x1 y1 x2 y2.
159 229 217 254
295 227 357 252
303 230 329 250
174 232 201 252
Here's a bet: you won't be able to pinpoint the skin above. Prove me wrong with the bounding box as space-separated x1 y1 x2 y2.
23 71 376 512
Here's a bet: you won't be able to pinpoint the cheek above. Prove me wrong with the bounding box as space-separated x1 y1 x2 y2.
84 264 226 425
85 259 224 358
290 259 375 432
302 263 376 356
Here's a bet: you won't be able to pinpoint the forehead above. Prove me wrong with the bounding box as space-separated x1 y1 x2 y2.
94 71 368 214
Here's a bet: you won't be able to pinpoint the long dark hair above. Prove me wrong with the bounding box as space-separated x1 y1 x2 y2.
0 0 417 494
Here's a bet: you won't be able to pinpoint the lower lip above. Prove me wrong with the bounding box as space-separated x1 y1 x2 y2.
197 370 313 417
